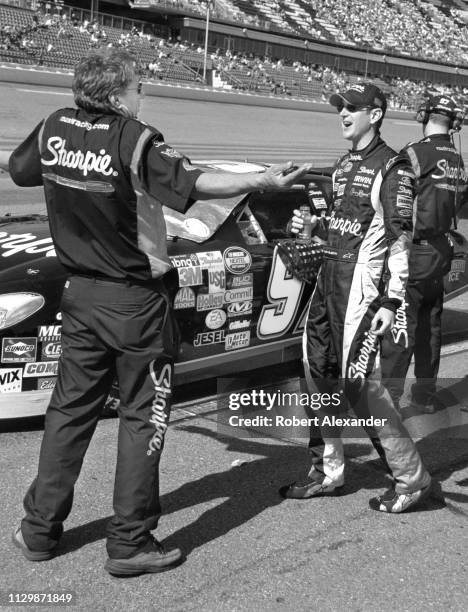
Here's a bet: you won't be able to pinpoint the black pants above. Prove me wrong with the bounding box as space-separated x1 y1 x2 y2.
21 275 178 559
381 276 444 406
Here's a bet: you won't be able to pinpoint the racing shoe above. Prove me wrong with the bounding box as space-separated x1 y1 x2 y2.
12 525 56 561
368 481 432 513
279 478 344 499
105 536 185 576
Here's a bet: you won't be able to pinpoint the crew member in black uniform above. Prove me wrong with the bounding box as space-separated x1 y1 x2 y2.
1 48 311 576
381 95 468 413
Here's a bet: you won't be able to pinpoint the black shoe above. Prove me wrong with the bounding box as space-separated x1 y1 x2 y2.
279 478 344 499
105 536 185 576
369 481 432 513
12 525 56 562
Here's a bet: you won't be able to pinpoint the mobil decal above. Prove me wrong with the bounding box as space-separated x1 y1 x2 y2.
0 368 22 393
223 247 252 274
23 361 59 377
225 331 251 351
2 338 37 363
173 287 196 310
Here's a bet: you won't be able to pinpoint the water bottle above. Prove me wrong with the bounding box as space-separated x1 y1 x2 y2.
296 205 312 243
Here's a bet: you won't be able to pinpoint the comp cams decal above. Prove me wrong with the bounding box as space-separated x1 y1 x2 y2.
2 338 37 363
0 368 22 393
223 247 252 274
23 361 59 377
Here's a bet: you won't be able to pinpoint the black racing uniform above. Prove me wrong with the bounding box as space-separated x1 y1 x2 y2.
303 134 430 494
381 133 468 407
9 107 202 558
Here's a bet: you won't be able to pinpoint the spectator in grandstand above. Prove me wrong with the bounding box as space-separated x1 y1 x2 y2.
2 47 311 577
381 95 468 414
281 82 433 513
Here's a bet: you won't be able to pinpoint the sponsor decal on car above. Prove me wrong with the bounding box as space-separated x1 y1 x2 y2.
0 231 56 258
228 318 250 331
223 286 254 303
170 254 200 268
225 331 251 351
208 267 226 293
227 301 253 317
37 377 56 391
23 361 59 377
193 330 226 347
196 251 224 266
2 338 37 363
37 325 62 342
41 341 62 361
227 273 253 289
196 292 225 311
223 247 252 274
177 265 203 287
205 309 227 330
0 367 22 393
173 287 196 309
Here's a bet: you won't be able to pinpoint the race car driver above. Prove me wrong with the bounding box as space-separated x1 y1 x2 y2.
381 95 468 413
1 48 311 577
280 82 433 513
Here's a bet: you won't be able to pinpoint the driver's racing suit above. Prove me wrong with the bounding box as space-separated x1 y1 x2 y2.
303 134 431 494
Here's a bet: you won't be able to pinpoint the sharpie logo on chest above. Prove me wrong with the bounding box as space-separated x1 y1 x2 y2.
42 136 118 177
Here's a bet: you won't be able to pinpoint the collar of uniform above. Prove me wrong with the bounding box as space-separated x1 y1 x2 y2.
348 133 385 159
421 133 451 143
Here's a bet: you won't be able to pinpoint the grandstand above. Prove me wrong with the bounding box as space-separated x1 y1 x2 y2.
0 0 467 109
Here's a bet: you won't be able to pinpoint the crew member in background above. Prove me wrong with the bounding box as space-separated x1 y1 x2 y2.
280 83 433 513
1 48 311 577
381 95 468 413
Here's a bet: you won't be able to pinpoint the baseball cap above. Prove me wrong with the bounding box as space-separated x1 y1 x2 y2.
426 94 458 117
329 82 387 114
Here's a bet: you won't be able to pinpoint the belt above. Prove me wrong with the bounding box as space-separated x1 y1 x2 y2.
412 239 429 245
72 274 163 288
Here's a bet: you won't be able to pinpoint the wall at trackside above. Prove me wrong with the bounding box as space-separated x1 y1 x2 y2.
0 63 412 120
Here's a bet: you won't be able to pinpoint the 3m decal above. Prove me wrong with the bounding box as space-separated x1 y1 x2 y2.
227 273 253 289
227 301 252 317
0 368 22 393
173 287 196 309
196 292 225 311
41 341 62 361
23 361 59 377
193 330 226 347
224 286 254 303
177 265 203 287
205 309 227 330
223 247 252 274
37 325 62 342
2 338 37 363
257 247 305 339
225 331 251 351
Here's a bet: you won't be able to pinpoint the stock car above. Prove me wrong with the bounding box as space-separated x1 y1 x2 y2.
1 160 467 419
0 161 333 419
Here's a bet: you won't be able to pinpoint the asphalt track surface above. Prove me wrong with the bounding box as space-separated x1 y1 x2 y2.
1 83 468 611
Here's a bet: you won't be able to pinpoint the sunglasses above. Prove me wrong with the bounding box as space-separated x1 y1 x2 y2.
336 102 371 113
